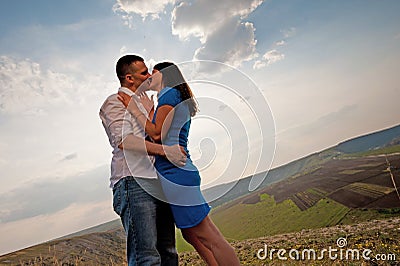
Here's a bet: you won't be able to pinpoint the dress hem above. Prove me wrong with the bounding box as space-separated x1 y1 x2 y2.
175 207 211 229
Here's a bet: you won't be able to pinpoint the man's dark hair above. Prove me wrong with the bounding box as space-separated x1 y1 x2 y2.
116 55 144 82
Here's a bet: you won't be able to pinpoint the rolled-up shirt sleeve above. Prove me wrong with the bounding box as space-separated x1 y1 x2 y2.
100 95 134 148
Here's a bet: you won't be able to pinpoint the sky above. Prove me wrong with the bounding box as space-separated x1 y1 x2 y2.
0 0 400 255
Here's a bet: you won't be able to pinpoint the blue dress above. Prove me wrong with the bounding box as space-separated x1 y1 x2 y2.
153 87 211 229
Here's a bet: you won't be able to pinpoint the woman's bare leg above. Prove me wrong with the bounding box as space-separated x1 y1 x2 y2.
182 229 218 266
183 216 240 266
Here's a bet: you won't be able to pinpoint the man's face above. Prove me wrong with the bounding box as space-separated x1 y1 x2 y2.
129 61 151 89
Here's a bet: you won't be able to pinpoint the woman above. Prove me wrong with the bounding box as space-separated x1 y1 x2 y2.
118 62 240 266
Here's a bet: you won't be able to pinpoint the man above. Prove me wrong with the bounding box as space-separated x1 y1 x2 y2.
100 55 184 265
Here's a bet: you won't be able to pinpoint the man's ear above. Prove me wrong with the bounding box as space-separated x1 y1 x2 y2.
125 74 134 83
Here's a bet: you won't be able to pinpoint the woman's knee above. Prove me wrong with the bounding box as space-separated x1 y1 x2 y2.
182 218 224 244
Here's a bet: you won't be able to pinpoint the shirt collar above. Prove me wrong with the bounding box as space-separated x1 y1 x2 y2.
118 87 139 99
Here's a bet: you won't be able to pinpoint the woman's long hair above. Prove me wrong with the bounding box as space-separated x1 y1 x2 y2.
153 62 198 117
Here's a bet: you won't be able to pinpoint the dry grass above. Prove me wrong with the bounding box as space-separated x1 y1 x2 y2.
180 217 400 266
4 218 398 266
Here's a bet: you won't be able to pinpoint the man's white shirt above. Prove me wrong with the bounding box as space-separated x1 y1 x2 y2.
100 87 157 189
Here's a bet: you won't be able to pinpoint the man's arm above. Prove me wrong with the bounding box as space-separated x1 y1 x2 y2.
121 134 186 166
101 95 186 166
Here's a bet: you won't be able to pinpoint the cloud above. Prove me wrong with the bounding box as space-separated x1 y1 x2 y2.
253 49 285 69
281 27 296 38
113 0 177 22
0 165 110 223
193 19 258 67
0 56 61 114
253 60 267 70
263 50 285 64
172 0 262 40
171 0 263 66
275 40 286 46
113 0 264 67
60 153 78 162
119 45 128 54
0 56 108 115
0 56 73 115
252 26 295 70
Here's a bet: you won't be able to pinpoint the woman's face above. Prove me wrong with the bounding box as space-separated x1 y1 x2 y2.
149 69 163 91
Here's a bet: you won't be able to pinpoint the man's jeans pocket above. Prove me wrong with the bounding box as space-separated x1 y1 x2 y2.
113 180 123 216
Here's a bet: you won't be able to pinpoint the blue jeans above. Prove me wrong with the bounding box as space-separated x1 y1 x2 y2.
113 177 178 266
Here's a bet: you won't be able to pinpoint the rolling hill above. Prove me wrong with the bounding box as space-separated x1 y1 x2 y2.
208 152 400 241
204 123 400 208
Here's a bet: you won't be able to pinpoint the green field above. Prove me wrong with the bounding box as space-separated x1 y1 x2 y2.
208 193 400 243
210 194 349 240
339 207 400 224
341 144 400 158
